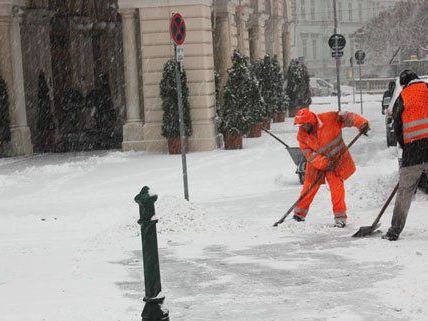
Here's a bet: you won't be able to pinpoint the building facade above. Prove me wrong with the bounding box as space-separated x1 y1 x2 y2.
0 0 292 157
288 0 400 82
1 0 125 157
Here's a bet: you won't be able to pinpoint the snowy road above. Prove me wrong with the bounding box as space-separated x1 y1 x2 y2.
2 95 428 321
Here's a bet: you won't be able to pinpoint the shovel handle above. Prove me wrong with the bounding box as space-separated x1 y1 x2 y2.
262 128 291 150
371 183 399 228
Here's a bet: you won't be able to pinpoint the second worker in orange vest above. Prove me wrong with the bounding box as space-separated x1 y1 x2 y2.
383 70 428 241
293 108 369 227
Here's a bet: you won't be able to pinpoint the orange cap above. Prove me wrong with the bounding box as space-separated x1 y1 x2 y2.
294 108 317 126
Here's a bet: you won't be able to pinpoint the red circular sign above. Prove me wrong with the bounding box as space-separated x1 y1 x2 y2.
170 13 186 45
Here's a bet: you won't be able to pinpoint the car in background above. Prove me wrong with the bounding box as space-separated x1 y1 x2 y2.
309 78 334 96
332 85 353 97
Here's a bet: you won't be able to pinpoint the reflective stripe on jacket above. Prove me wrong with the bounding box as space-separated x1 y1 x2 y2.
297 111 368 182
402 82 428 144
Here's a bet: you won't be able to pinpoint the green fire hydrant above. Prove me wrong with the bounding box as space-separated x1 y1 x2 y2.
134 186 170 321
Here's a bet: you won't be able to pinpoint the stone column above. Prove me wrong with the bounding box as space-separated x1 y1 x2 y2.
69 17 95 95
0 3 33 156
120 9 145 151
273 16 285 67
236 5 253 57
265 16 274 57
282 24 291 69
213 0 238 96
248 13 269 60
21 8 55 152
282 0 292 69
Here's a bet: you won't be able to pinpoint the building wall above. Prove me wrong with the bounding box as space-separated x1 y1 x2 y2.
288 0 399 82
17 0 126 153
1 0 293 157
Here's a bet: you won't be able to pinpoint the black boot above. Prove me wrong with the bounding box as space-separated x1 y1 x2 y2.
382 232 399 241
292 215 305 222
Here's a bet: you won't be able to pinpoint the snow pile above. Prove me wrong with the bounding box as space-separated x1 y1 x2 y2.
348 172 399 209
153 196 248 234
155 196 210 234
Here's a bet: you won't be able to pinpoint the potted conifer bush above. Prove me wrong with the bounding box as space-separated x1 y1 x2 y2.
285 58 312 117
271 58 288 123
0 77 11 156
247 62 265 138
36 72 56 152
160 59 192 154
253 55 281 129
275 92 290 123
218 50 264 148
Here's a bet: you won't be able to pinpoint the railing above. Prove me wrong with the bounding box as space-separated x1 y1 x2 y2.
351 77 395 94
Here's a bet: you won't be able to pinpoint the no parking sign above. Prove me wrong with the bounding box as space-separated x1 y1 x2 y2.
170 13 186 46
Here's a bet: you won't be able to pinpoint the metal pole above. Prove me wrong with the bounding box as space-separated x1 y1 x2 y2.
359 63 364 114
390 47 401 77
332 0 341 111
351 58 356 104
174 45 190 201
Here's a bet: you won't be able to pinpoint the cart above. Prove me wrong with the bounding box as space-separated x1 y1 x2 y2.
263 128 307 185
287 147 307 185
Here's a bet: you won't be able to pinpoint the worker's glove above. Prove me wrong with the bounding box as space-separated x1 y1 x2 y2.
359 123 370 136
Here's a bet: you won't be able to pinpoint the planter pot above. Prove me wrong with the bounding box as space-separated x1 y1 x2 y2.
273 112 285 123
224 133 243 150
262 118 271 130
167 137 188 154
248 122 263 138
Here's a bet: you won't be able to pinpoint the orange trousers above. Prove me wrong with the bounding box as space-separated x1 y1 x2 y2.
294 171 347 219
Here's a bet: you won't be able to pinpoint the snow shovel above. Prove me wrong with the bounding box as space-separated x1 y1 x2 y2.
273 131 364 227
262 127 292 149
352 183 399 238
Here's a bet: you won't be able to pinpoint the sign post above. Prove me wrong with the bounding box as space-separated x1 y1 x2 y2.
328 32 346 112
330 0 345 111
350 57 356 103
355 50 366 115
170 13 189 201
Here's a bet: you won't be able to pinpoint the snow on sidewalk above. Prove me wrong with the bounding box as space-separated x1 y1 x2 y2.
1 95 428 321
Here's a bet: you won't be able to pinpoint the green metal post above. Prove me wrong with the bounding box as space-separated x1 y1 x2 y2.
134 186 170 321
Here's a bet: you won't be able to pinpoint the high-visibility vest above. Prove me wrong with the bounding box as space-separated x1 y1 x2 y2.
298 111 368 181
402 82 428 144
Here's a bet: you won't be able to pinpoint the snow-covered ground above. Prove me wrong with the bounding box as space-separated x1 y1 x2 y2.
2 95 428 321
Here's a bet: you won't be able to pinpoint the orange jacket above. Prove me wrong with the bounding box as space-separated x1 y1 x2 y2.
297 111 368 182
401 82 428 144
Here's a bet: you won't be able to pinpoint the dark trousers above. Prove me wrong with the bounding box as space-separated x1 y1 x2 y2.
388 163 428 237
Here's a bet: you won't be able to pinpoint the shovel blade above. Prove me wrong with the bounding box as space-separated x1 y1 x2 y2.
352 223 381 238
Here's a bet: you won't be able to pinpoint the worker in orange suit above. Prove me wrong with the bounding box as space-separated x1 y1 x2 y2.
293 108 369 227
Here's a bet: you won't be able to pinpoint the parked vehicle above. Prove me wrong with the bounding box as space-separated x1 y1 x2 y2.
309 78 334 96
331 82 352 96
